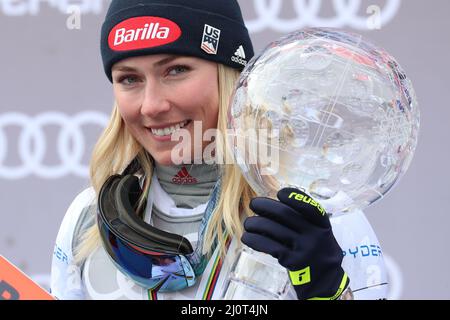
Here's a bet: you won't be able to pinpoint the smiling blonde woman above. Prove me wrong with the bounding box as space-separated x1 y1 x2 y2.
50 0 388 301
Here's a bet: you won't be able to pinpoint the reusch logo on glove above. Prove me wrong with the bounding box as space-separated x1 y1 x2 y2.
109 16 182 51
289 266 311 286
288 192 326 216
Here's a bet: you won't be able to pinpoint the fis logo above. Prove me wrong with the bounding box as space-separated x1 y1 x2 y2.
201 24 221 55
231 45 248 66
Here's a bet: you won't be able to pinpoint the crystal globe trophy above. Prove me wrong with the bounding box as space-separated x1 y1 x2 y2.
222 28 420 300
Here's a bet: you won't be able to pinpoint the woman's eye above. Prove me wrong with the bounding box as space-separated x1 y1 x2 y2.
117 75 140 85
167 65 190 76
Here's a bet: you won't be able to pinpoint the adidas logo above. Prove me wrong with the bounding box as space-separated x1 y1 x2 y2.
234 45 246 59
231 45 247 66
172 167 198 185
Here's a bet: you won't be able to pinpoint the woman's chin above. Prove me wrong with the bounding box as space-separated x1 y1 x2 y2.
146 146 196 166
151 154 174 166
150 150 187 167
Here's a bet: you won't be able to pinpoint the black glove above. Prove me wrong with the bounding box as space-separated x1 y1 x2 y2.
241 187 349 300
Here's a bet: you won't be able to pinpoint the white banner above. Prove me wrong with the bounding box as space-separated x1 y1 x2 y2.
0 0 402 31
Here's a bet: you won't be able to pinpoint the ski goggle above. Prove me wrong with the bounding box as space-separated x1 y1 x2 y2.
97 171 203 292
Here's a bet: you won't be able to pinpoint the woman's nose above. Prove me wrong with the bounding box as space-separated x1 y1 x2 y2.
140 81 171 118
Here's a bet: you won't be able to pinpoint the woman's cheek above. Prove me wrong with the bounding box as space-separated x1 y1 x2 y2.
117 96 142 122
117 105 133 124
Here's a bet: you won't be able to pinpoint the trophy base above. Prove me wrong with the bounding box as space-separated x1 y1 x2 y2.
222 246 290 300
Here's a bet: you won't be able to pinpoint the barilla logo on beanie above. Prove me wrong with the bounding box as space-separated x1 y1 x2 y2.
108 16 182 51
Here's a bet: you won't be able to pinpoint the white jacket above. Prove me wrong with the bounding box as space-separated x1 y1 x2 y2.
50 179 388 300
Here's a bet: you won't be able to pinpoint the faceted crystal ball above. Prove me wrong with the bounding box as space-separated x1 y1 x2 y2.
228 28 420 214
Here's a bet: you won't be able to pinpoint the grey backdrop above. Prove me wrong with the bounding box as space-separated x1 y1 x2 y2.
0 0 448 299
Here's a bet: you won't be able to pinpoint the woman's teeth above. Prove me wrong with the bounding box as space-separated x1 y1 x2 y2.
151 120 189 137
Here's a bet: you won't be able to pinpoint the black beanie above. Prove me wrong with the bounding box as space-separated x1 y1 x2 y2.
100 0 254 82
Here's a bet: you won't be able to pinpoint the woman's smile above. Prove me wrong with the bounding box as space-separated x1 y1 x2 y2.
147 119 193 141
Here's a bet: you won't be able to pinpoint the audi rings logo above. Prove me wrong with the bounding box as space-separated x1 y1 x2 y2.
245 0 402 32
1 0 402 32
0 111 108 179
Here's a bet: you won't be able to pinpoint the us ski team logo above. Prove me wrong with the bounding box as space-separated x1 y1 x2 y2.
201 24 221 55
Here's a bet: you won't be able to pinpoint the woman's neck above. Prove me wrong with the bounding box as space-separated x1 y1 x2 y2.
154 162 219 209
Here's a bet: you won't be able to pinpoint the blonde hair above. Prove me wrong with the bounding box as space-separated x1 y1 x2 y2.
74 64 256 264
